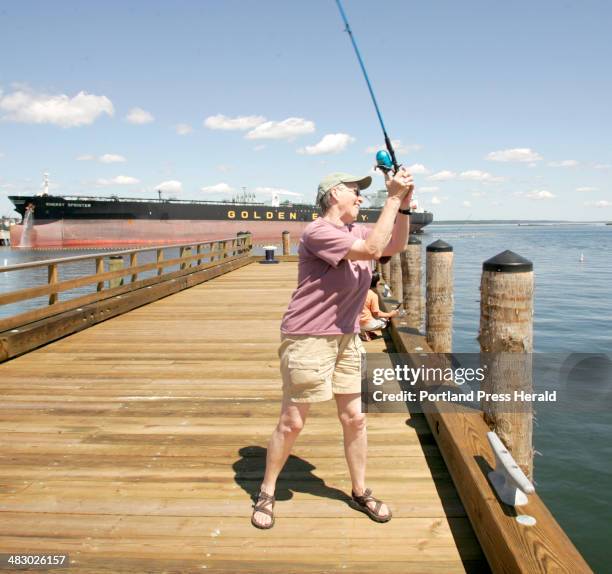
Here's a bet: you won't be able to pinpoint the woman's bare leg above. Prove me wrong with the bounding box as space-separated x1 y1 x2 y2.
335 392 389 518
252 397 310 527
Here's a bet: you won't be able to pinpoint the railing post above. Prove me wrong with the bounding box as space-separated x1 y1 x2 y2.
238 231 251 255
197 243 203 265
96 257 105 291
156 249 164 276
426 239 453 353
479 250 534 479
130 252 138 282
180 247 192 270
108 256 124 289
282 231 290 255
48 263 58 305
401 236 422 329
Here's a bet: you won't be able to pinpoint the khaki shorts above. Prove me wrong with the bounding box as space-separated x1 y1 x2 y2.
279 333 366 403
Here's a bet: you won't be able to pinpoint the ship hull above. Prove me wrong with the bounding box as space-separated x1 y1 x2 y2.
9 217 431 247
8 195 433 248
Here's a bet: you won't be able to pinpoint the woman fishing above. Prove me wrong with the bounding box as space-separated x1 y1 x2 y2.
251 167 414 528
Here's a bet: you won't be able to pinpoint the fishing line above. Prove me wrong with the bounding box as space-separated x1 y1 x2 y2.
334 0 400 173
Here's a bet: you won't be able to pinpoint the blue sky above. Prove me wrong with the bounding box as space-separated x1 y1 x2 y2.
0 0 610 220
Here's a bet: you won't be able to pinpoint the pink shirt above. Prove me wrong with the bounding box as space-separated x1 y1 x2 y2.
280 218 372 335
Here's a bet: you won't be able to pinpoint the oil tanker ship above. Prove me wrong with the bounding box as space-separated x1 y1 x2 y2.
7 176 433 248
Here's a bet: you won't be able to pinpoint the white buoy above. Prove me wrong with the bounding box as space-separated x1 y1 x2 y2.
579 252 584 262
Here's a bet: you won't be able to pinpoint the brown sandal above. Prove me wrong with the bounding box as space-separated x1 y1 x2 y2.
351 488 392 523
251 490 275 529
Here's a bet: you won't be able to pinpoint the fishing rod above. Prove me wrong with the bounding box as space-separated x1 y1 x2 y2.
334 0 400 174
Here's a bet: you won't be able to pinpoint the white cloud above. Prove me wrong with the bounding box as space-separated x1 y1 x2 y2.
204 114 266 131
0 88 113 127
584 200 611 208
525 189 555 200
471 191 486 197
407 163 429 174
126 107 154 124
255 186 302 197
594 163 611 170
99 153 126 164
253 145 266 152
418 186 439 194
365 140 422 154
175 123 193 135
548 160 578 168
96 175 140 186
431 196 441 205
200 182 234 194
155 180 182 194
246 117 315 140
298 133 354 155
486 148 543 163
428 170 456 181
576 186 598 192
216 164 232 173
459 170 502 182
77 153 126 163
462 200 472 207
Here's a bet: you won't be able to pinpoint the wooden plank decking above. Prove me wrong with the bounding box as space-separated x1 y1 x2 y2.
0 262 488 573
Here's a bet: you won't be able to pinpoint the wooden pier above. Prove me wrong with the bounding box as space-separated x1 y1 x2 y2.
0 238 592 572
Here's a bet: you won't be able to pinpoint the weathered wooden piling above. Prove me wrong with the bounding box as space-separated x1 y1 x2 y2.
389 252 403 302
479 250 534 479
282 231 290 255
380 258 391 286
401 236 422 329
426 240 453 353
108 255 124 288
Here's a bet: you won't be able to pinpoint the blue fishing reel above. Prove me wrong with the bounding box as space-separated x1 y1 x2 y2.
376 149 395 173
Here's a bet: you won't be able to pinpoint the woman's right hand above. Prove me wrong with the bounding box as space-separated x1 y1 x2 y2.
384 167 414 201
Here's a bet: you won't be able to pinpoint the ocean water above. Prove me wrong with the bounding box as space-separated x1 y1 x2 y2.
1 223 611 570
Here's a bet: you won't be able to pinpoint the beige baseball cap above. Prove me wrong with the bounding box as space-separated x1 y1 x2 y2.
316 172 372 207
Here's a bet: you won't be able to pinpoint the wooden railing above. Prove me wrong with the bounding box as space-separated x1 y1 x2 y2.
0 235 251 333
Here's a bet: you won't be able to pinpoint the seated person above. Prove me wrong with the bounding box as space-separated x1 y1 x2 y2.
359 271 399 341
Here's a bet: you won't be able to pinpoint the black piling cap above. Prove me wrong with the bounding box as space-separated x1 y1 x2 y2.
282 230 290 235
483 250 533 273
408 236 421 245
426 239 452 253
